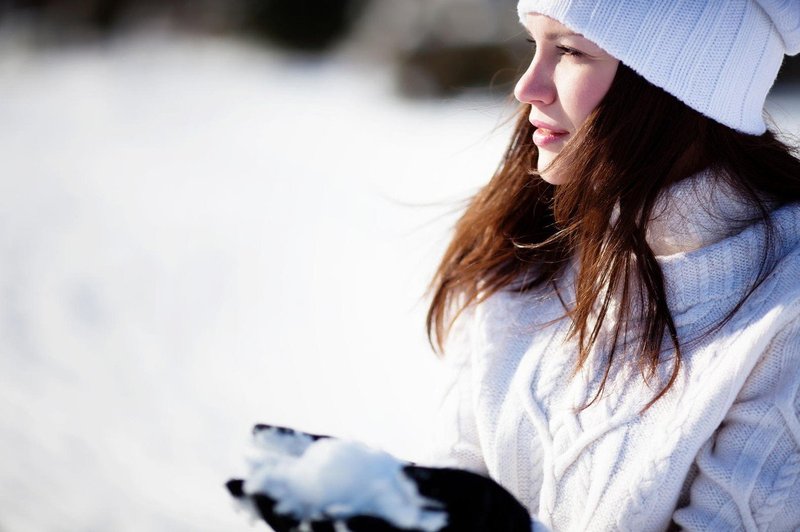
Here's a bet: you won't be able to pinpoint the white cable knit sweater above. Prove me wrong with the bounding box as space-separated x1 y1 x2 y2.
428 179 800 531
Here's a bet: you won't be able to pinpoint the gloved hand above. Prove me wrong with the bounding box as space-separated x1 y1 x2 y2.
226 424 531 532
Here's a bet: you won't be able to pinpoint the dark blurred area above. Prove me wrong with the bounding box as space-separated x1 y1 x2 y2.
242 0 370 51
0 0 797 98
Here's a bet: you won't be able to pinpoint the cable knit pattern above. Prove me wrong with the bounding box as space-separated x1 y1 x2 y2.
427 181 800 530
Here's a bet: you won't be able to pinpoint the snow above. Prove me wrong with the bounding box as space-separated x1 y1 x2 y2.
0 29 512 532
241 430 446 531
0 26 797 532
251 425 319 458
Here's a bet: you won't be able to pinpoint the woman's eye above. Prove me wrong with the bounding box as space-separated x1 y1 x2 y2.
525 38 537 52
557 45 583 57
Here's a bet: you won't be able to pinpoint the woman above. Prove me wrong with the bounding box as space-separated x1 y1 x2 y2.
229 1 800 530
425 0 800 529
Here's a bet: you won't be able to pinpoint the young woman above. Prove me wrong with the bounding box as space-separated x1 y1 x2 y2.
229 1 800 530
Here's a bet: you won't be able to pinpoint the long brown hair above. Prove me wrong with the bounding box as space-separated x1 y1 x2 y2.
427 63 800 407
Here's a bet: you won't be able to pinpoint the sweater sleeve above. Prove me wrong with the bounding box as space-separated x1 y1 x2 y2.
672 317 800 531
425 307 490 475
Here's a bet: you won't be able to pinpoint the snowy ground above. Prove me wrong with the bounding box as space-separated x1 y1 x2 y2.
0 29 798 532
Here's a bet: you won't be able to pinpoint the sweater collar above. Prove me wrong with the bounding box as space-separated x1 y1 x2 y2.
610 170 800 328
545 173 800 330
646 170 763 256
657 199 800 325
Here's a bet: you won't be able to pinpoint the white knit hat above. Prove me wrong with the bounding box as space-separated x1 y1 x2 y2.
517 0 800 134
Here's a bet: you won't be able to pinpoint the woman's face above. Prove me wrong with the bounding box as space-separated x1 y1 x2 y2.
514 14 619 185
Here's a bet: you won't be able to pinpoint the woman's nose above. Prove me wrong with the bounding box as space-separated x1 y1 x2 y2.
514 59 555 105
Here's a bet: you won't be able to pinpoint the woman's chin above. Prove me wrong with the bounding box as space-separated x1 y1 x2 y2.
537 153 565 185
537 165 568 185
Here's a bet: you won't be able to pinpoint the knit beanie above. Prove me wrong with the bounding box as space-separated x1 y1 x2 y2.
516 0 800 135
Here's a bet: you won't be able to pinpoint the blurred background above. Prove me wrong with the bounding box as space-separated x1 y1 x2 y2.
0 1 798 531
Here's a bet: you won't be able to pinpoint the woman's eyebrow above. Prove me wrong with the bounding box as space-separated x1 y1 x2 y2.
544 30 582 40
523 28 583 40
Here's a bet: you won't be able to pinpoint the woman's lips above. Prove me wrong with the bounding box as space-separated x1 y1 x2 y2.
532 127 569 147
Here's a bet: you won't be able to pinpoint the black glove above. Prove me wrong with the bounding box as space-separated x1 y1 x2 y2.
401 465 531 532
226 425 531 532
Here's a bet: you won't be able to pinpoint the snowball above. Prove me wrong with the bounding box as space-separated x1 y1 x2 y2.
242 435 447 531
252 425 317 457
